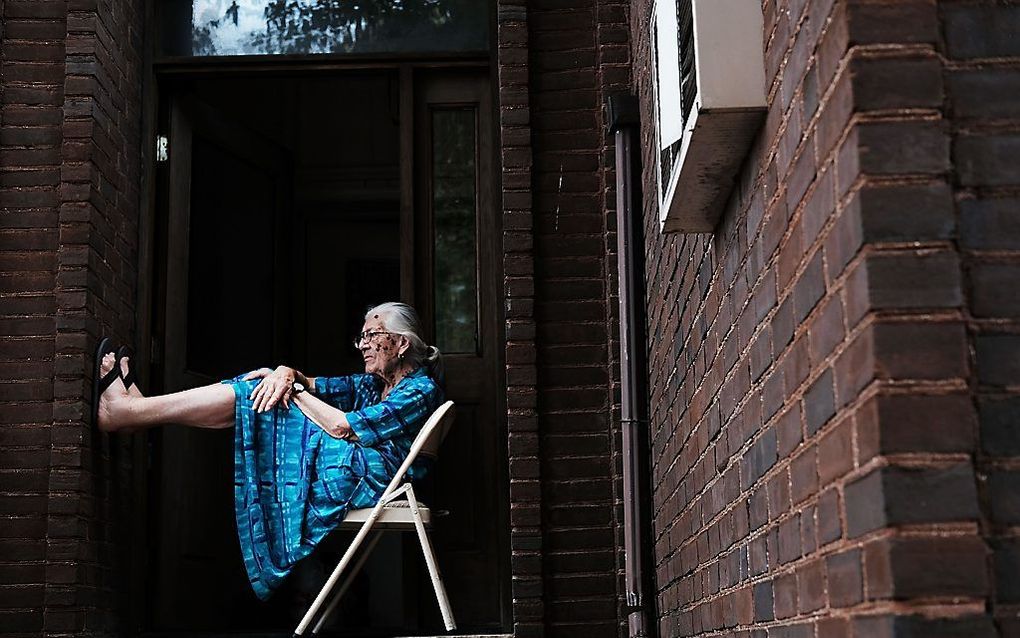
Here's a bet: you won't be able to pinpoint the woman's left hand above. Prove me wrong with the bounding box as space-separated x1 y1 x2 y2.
249 365 296 413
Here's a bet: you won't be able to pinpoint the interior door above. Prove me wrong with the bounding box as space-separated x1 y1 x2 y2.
411 70 509 631
152 93 291 630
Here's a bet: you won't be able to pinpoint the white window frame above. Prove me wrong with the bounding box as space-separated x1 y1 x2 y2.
651 0 768 233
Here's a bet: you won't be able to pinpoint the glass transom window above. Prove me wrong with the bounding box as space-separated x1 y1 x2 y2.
158 0 489 57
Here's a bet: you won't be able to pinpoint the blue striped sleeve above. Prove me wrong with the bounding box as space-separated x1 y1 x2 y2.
345 377 439 447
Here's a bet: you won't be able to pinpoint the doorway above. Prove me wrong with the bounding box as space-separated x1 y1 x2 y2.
147 68 507 635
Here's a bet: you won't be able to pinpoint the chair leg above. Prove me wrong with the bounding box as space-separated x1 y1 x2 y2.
294 485 413 636
311 531 383 635
293 505 392 636
406 486 456 631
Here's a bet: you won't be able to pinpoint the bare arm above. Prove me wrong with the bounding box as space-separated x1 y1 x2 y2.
246 365 316 412
292 391 357 440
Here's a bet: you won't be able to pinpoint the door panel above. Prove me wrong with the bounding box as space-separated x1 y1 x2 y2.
154 95 291 630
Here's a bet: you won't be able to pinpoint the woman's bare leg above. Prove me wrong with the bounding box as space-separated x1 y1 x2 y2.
98 352 236 432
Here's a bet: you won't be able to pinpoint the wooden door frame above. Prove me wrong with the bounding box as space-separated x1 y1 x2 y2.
137 59 510 634
413 69 508 629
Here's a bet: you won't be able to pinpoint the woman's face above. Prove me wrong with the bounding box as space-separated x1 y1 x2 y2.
357 316 407 379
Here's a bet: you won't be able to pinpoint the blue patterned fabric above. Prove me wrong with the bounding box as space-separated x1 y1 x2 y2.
226 367 442 600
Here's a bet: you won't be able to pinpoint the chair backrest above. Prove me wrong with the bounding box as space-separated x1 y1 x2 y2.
380 400 456 498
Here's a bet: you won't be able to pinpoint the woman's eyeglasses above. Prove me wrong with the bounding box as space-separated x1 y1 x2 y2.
353 330 394 349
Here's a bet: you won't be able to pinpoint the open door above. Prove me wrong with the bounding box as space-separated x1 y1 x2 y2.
152 94 292 630
148 70 507 634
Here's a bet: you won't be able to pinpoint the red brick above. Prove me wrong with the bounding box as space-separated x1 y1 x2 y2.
796 558 825 613
790 446 817 505
773 571 798 620
817 417 854 484
779 513 802 565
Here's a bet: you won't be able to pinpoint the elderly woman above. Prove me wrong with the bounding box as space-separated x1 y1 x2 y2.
94 302 444 599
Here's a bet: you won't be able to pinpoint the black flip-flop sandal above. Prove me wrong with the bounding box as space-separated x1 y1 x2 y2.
93 337 119 430
116 345 139 391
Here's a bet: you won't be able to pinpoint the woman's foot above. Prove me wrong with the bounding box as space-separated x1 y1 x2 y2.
97 352 133 432
120 355 144 398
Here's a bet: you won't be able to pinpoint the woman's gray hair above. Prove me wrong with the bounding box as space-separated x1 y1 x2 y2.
366 302 444 384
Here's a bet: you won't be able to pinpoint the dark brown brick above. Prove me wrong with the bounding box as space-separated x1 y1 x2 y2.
865 536 989 599
772 571 797 620
854 615 998 638
826 548 863 607
834 327 875 407
790 434 818 503
853 182 956 244
873 322 969 381
863 250 962 310
808 296 844 365
944 4 1020 59
778 514 801 565
753 579 774 622
846 1 939 46
976 335 1020 387
817 417 854 485
816 487 840 543
960 197 1020 251
850 55 943 111
796 558 825 613
817 617 850 638
804 370 835 436
980 396 1020 457
970 262 1020 318
768 470 792 522
948 68 1020 120
854 120 950 177
741 428 778 491
994 539 1020 603
957 133 1020 186
845 464 980 537
988 470 1020 525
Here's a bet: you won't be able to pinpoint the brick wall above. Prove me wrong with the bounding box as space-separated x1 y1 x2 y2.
1 1 65 633
527 0 630 635
631 0 1015 635
498 1 547 635
1 0 144 635
944 0 1020 633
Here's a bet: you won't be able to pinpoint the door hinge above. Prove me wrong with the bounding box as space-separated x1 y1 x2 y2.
156 135 169 162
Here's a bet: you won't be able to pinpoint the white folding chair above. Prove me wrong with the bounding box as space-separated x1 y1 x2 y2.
293 400 457 637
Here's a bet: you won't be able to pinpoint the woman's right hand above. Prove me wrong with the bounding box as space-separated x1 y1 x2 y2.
248 365 297 413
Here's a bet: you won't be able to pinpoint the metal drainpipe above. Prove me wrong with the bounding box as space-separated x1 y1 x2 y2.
607 94 656 638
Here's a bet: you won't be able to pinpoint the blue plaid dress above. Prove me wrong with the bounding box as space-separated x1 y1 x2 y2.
226 367 442 599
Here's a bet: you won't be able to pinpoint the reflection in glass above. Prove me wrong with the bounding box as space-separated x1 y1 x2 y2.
159 0 489 57
432 109 477 354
